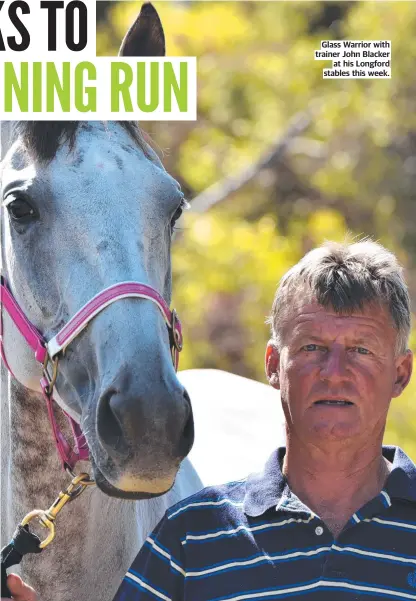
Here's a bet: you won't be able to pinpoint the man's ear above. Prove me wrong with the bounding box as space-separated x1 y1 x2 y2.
392 349 413 398
265 341 280 390
119 3 166 57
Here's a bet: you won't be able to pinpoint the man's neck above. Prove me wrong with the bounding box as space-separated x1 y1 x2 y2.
282 439 392 536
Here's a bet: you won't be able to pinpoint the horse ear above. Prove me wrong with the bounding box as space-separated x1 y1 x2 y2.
119 3 166 57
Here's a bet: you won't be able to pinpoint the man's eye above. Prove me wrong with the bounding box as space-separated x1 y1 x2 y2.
302 344 319 352
353 347 370 355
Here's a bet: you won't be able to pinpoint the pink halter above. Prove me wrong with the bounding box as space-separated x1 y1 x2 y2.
0 278 183 471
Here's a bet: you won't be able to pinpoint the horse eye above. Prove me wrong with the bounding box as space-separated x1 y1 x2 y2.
171 206 183 227
171 201 187 230
6 195 37 221
170 198 189 231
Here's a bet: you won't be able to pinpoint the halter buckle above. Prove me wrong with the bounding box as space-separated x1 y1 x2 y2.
42 355 59 395
171 309 183 352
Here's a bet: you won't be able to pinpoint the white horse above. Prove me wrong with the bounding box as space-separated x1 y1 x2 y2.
0 5 285 601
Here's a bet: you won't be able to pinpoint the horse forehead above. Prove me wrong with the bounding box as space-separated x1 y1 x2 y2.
52 126 176 203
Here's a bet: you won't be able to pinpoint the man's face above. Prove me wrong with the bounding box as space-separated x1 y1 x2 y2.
266 299 413 446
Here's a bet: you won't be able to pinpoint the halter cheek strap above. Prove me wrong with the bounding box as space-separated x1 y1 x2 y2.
0 278 183 471
0 278 48 364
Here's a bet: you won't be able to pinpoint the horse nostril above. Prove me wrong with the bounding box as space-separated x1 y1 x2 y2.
182 413 194 448
97 385 194 461
179 389 194 456
97 389 129 458
183 388 192 409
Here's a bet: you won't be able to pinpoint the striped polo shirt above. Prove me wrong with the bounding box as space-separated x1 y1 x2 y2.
113 445 416 601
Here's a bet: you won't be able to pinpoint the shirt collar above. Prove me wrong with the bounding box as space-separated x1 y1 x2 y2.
243 445 416 518
243 447 287 517
383 445 416 503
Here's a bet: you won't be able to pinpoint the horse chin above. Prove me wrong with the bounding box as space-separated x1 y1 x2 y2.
91 457 175 500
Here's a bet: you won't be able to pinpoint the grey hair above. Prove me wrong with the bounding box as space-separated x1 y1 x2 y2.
267 239 411 355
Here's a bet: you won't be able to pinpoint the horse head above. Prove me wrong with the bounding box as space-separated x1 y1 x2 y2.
0 4 194 499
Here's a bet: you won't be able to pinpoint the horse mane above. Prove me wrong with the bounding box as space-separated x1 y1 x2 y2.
12 121 152 162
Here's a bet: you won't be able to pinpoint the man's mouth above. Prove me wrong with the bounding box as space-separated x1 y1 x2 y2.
314 399 354 406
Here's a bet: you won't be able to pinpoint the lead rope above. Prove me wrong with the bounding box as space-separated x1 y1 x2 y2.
1 526 42 597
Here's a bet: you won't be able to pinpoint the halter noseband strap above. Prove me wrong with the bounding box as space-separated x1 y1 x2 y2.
46 282 183 362
0 278 183 471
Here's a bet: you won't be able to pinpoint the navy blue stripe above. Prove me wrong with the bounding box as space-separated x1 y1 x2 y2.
325 577 416 597
145 537 183 569
124 576 163 601
115 589 130 601
369 519 416 532
315 586 415 601
180 517 273 542
186 546 330 580
209 577 323 601
143 541 170 566
181 519 308 545
334 544 416 567
210 577 416 601
129 569 172 597
168 500 244 520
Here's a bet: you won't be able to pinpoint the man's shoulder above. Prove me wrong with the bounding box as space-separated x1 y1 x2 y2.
165 477 248 523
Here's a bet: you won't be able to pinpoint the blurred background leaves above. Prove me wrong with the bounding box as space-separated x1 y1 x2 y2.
98 1 416 459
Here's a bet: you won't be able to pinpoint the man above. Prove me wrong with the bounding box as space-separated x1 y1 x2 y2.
4 239 416 600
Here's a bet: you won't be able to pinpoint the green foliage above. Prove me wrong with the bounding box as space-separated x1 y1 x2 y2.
98 1 416 459
173 208 346 378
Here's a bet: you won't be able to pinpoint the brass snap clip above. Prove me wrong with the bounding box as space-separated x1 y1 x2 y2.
20 473 95 549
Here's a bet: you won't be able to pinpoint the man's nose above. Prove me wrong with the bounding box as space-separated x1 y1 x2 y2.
319 347 349 382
